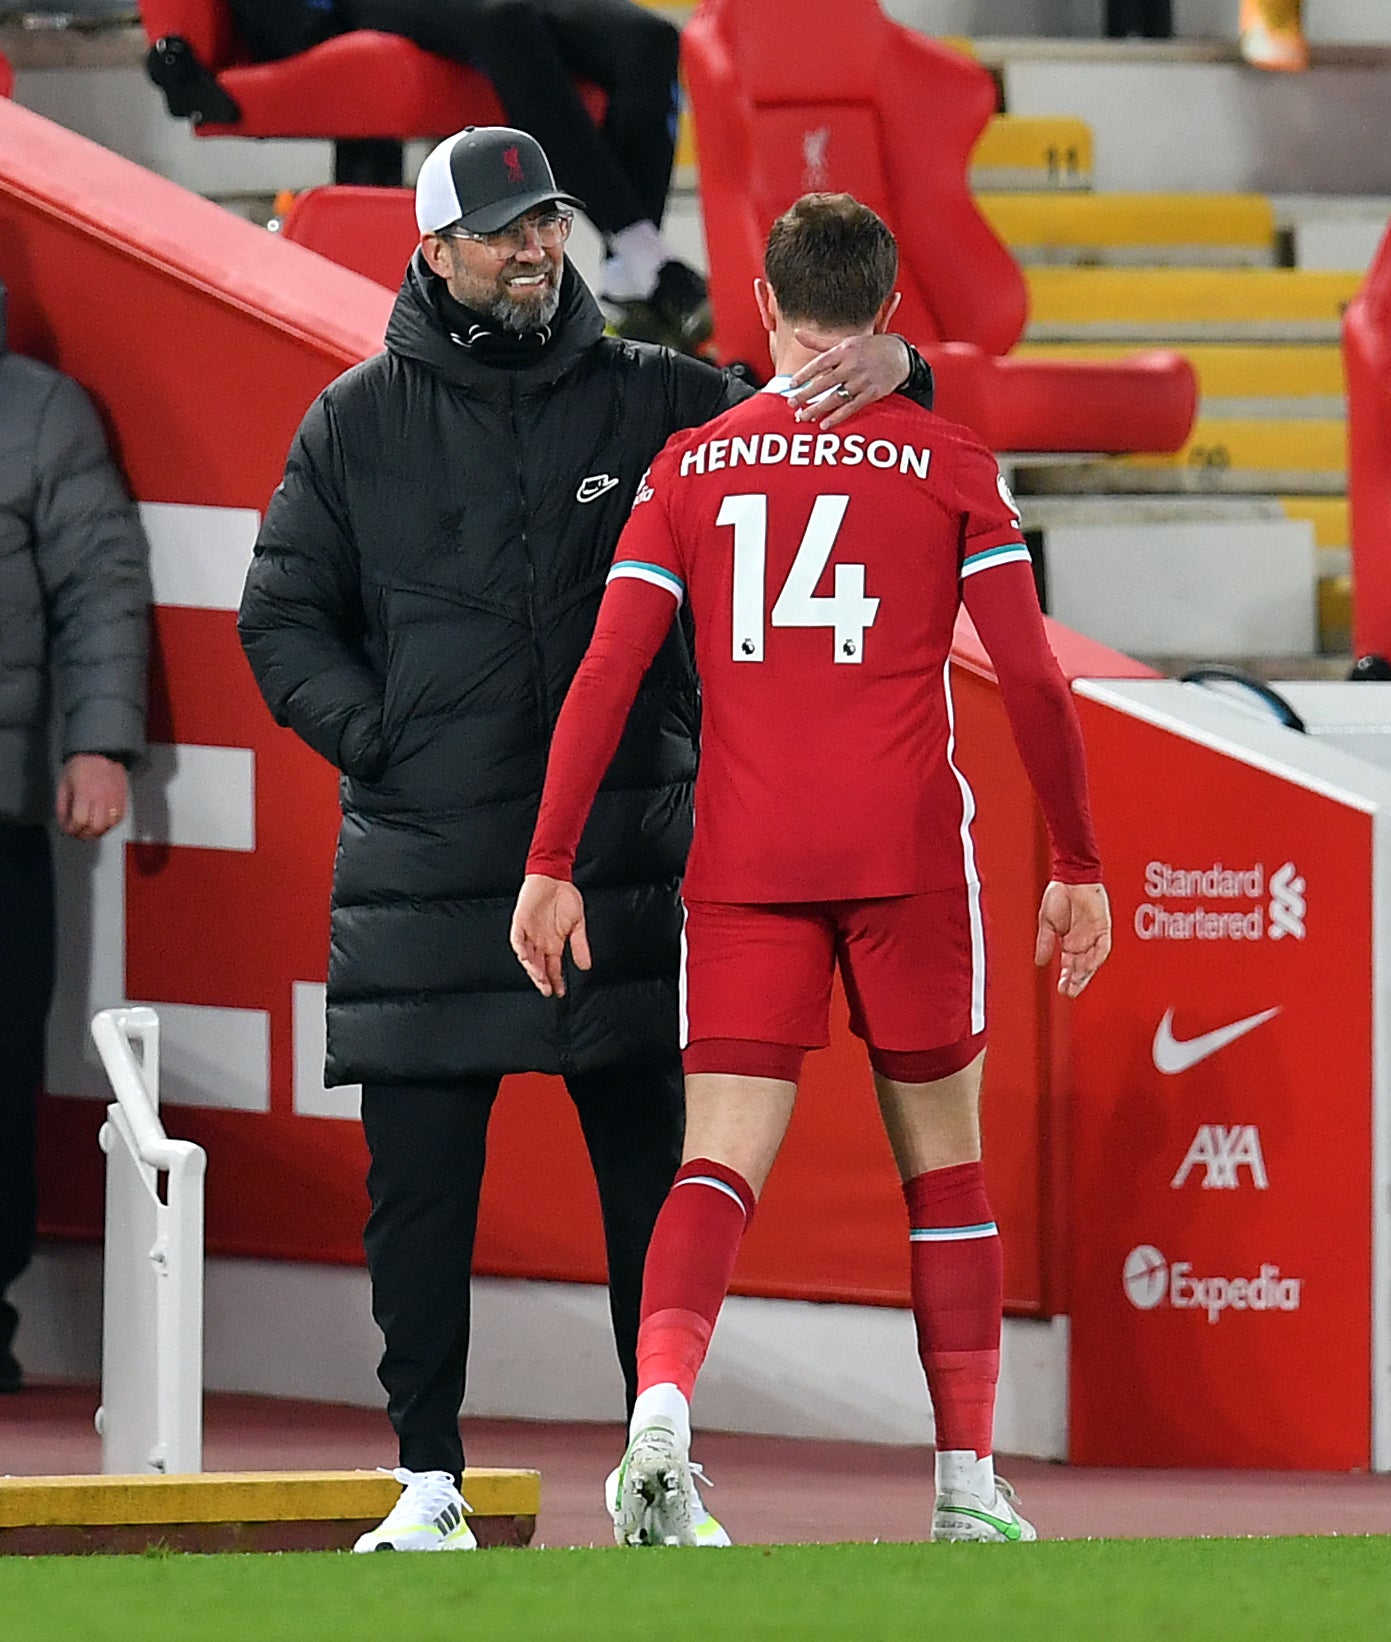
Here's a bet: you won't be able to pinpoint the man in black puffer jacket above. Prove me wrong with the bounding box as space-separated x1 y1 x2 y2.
238 126 933 1552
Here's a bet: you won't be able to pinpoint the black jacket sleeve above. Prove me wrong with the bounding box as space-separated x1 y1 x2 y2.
238 392 388 781
664 349 755 431
897 342 935 410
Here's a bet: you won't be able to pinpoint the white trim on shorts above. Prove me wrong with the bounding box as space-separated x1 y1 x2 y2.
941 659 988 1034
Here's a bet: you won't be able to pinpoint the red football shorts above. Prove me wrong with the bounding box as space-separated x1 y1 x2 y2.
679 888 987 1083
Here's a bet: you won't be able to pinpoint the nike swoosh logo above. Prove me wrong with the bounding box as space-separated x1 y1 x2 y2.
576 474 619 503
1152 1006 1280 1075
937 1505 1022 1541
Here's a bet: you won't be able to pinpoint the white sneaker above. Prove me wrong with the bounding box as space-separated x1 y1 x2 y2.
605 1460 731 1546
931 1476 1037 1543
610 1420 698 1547
352 1467 478 1552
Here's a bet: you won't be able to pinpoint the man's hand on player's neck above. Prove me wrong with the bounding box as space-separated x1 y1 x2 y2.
784 330 914 431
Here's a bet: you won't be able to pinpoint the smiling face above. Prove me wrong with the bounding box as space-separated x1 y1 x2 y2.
422 209 565 332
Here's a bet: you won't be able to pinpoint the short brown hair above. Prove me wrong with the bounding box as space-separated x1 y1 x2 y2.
763 193 898 329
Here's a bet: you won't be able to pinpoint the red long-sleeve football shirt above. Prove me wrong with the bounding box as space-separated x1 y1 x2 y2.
528 385 1100 901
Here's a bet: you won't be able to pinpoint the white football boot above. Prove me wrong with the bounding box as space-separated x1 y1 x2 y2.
352 1467 477 1552
932 1476 1037 1543
605 1460 731 1547
610 1420 699 1547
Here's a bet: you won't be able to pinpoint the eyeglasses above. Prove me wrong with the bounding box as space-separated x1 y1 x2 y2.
445 209 574 256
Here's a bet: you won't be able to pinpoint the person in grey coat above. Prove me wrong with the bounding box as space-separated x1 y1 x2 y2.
0 288 151 1392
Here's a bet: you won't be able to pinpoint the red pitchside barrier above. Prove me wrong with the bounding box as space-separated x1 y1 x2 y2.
2 99 1151 1323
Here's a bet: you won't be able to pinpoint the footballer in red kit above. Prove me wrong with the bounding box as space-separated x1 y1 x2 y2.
512 193 1112 1550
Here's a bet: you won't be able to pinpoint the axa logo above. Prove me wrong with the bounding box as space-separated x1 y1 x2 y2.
631 465 654 507
502 145 525 185
1268 860 1306 939
1123 1244 1302 1324
1171 1124 1268 1190
1152 1005 1280 1074
802 126 830 189
576 473 619 504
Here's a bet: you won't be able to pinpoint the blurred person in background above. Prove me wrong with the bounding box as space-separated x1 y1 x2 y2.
1240 0 1308 71
1105 0 1172 38
1106 0 1307 72
0 286 150 1393
229 0 713 350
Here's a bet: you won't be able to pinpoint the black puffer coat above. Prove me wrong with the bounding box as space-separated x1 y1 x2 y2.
239 255 745 1084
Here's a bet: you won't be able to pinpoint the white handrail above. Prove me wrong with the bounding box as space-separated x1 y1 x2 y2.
91 1007 188 1167
93 1006 206 1475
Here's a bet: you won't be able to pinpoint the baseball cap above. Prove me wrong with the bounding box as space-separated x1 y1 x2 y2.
415 126 584 237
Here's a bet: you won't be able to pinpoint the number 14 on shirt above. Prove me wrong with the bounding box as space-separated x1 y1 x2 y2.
719 493 880 665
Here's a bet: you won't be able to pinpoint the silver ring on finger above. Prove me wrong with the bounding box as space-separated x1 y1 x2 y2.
834 382 853 402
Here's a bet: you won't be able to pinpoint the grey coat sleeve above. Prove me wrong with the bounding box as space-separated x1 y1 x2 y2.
31 375 150 764
238 394 388 781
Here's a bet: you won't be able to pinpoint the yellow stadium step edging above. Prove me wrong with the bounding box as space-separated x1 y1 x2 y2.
1013 342 1344 404
1281 496 1349 549
979 192 1276 266
1320 574 1352 650
1024 267 1362 342
971 115 1093 191
1119 417 1347 477
0 1469 540 1556
676 110 1091 195
1011 419 1347 497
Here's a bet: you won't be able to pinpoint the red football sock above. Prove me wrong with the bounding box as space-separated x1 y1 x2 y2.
904 1161 1002 1458
636 1158 756 1402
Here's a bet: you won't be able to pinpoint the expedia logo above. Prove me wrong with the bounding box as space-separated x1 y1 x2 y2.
1123 1244 1302 1324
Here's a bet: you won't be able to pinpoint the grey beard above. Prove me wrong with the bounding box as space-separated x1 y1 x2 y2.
490 282 561 332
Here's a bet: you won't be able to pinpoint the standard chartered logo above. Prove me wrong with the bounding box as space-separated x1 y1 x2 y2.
1122 1244 1302 1324
1136 859 1307 942
1268 861 1306 940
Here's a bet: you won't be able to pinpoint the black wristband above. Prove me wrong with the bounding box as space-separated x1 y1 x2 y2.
898 342 935 410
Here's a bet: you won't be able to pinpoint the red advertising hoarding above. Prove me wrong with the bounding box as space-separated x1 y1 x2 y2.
1067 689 1375 1469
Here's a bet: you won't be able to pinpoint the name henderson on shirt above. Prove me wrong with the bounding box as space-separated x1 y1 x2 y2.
679 429 933 479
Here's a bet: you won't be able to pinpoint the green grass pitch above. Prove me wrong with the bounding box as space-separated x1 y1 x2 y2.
2 1539 1387 1642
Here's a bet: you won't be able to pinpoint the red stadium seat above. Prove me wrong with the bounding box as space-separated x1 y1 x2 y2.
681 0 1196 454
277 185 421 289
0 50 12 100
1344 219 1391 658
138 1 605 185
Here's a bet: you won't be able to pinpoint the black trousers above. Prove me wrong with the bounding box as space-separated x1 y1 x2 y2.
361 1057 683 1477
0 822 56 1356
338 0 681 235
1105 0 1172 36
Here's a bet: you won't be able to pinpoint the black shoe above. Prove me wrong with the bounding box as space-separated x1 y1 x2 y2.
0 1299 22 1392
605 261 713 356
648 260 713 353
